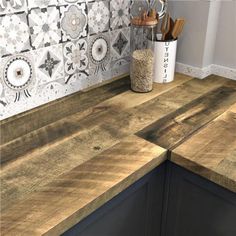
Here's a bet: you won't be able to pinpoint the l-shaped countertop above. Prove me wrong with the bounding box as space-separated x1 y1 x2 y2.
1 73 236 235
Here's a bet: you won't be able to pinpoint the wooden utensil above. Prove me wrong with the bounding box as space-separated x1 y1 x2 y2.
165 17 175 40
161 12 170 40
172 18 185 39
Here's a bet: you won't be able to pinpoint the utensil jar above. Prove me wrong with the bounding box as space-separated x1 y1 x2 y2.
153 39 177 83
130 24 156 93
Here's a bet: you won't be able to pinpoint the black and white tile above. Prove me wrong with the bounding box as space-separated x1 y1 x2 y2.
34 44 64 85
111 27 130 61
60 2 87 42
63 38 89 84
110 27 130 78
110 0 130 30
0 0 133 120
27 0 58 9
0 12 30 57
89 32 110 74
0 0 27 15
0 51 37 105
88 0 109 35
28 6 61 49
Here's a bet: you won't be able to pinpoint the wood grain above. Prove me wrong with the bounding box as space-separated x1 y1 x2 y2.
1 73 236 235
0 73 192 165
0 74 191 211
137 85 236 149
0 74 232 212
171 104 236 192
0 135 167 236
0 76 130 145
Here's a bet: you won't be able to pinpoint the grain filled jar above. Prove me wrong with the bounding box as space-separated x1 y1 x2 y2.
130 10 158 93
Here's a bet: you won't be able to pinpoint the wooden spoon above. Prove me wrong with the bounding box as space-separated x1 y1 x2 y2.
172 18 186 39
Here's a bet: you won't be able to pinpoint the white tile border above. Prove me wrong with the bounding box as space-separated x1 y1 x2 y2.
176 62 236 80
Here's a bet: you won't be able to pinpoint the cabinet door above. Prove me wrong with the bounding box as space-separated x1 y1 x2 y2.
63 164 166 236
164 163 236 236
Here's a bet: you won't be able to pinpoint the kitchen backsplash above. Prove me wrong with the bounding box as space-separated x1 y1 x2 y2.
0 0 150 120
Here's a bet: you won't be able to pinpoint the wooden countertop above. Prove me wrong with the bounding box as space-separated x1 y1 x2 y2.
1 73 236 235
172 103 236 192
1 135 166 236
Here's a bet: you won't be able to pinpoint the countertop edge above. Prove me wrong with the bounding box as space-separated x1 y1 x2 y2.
170 152 236 193
45 150 167 236
0 136 167 236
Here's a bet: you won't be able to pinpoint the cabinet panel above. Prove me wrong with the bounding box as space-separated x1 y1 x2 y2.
165 163 236 236
63 163 166 236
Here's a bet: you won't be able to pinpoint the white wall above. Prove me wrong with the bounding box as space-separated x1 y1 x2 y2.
202 0 221 67
168 0 211 68
214 1 236 69
168 0 236 79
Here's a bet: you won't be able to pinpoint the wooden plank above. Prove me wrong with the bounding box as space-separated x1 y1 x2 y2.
0 75 230 211
0 76 130 145
137 85 236 150
0 135 167 236
171 104 236 192
0 73 192 165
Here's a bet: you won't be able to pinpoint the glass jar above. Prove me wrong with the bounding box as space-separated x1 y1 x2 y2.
130 22 157 93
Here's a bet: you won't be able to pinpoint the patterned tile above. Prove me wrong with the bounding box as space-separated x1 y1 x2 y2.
110 0 130 30
58 0 86 5
34 44 64 85
27 0 58 9
111 58 130 79
0 0 131 120
0 13 30 57
39 81 65 102
63 38 89 84
110 27 130 62
60 3 87 42
88 0 109 35
28 6 61 49
0 0 27 15
88 32 111 75
0 51 37 104
110 27 130 79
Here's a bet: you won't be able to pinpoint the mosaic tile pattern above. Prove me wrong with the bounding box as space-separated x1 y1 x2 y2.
60 3 87 42
0 13 30 56
28 7 61 49
0 0 133 120
88 0 109 35
63 38 89 84
110 0 130 30
0 0 27 15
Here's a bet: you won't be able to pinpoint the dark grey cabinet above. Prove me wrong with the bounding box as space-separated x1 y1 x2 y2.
164 162 236 236
63 163 166 236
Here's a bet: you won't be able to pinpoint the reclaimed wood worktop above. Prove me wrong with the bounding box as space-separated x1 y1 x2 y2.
1 73 236 235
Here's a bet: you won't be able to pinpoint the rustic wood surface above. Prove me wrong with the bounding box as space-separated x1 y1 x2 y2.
0 73 191 165
137 84 236 150
172 103 236 192
0 135 167 236
1 73 236 235
0 75 130 145
1 73 192 211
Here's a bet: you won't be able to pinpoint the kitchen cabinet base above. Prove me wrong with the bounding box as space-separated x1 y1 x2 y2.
63 163 166 236
164 162 236 236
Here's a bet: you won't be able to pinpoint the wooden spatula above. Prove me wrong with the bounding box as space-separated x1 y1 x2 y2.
172 18 185 39
161 12 170 40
